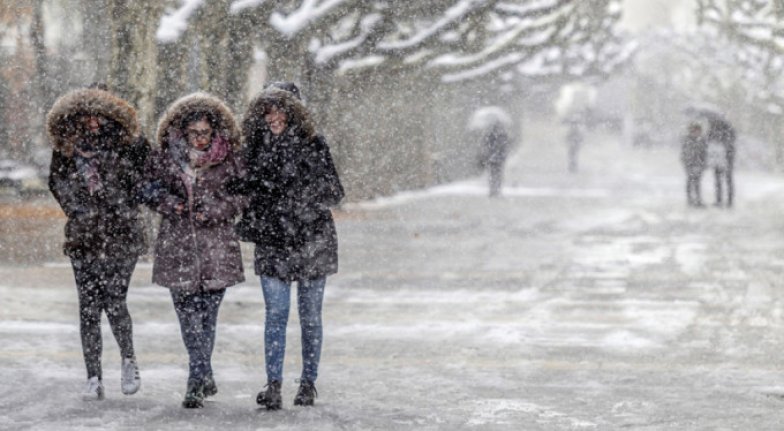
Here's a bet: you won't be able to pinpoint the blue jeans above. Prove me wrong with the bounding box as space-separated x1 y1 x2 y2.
261 276 325 383
171 289 225 383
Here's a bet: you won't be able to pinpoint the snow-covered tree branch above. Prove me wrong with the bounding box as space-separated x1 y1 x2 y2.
209 0 632 84
696 0 784 115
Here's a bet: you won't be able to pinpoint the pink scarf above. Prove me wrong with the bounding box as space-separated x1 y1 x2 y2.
192 133 230 169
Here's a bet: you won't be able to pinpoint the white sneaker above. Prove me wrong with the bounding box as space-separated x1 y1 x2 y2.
121 357 141 395
83 376 105 401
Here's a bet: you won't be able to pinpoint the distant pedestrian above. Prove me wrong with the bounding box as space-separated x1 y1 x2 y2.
143 93 245 408
479 121 510 197
231 83 344 410
706 118 736 207
566 121 583 173
46 87 149 401
680 122 707 207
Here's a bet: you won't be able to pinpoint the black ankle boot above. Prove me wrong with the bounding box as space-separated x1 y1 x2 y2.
293 380 317 406
202 374 218 398
182 380 205 409
256 381 282 410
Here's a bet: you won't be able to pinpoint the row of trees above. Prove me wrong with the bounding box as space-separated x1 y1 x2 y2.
604 1 784 168
692 0 784 165
2 0 632 197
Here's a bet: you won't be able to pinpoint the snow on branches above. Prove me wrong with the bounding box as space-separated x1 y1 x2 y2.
696 0 784 114
157 0 634 84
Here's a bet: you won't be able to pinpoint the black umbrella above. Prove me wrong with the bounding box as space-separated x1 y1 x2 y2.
683 102 728 123
684 103 736 145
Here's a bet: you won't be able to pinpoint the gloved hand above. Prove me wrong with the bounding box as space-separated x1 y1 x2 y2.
137 180 164 206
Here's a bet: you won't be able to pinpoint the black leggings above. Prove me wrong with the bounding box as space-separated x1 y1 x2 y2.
72 257 137 380
171 289 225 383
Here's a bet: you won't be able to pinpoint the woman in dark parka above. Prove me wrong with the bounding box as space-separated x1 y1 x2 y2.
143 92 244 408
47 87 149 400
232 84 344 409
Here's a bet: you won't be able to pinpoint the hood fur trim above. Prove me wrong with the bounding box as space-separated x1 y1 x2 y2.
156 92 240 150
46 89 139 154
242 88 316 145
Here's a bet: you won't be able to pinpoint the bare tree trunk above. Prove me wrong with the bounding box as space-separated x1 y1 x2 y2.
108 0 161 137
302 54 336 127
109 0 131 96
0 74 9 156
264 37 307 84
29 0 50 158
226 15 254 113
81 0 111 82
155 40 187 122
31 0 49 103
775 114 784 169
773 0 784 169
195 0 230 98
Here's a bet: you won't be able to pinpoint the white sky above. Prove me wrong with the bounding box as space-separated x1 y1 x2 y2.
620 0 697 33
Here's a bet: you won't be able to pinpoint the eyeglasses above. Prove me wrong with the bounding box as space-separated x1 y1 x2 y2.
186 129 213 140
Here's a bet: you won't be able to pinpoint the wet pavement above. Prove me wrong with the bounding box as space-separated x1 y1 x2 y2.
3 124 784 429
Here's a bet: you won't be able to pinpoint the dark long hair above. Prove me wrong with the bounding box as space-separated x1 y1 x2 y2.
180 110 219 132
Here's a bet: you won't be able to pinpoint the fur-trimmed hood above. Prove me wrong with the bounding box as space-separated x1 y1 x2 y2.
242 88 316 145
156 92 240 150
46 88 139 155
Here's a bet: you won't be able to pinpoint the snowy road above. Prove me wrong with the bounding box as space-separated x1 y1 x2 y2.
4 127 784 429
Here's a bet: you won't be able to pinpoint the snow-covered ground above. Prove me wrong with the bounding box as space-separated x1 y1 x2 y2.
4 124 784 429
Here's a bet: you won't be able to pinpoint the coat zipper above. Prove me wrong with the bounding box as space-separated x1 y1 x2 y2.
181 172 203 289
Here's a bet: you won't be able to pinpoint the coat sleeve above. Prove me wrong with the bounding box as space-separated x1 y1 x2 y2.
125 135 151 206
195 160 247 224
499 130 511 157
226 143 278 197
226 144 254 195
299 136 344 208
48 150 85 218
141 151 187 218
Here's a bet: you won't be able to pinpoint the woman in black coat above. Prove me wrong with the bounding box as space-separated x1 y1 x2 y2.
46 87 149 401
232 83 344 409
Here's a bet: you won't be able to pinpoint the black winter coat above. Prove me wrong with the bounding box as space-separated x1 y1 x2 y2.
706 119 736 170
680 134 707 175
234 88 344 281
46 89 149 260
479 123 510 168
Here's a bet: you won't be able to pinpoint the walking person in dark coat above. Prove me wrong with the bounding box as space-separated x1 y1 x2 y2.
479 121 510 197
46 87 149 400
231 83 344 410
142 93 245 408
705 118 736 207
680 122 707 207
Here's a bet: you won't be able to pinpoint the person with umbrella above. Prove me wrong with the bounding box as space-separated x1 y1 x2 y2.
470 107 513 197
684 105 736 208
